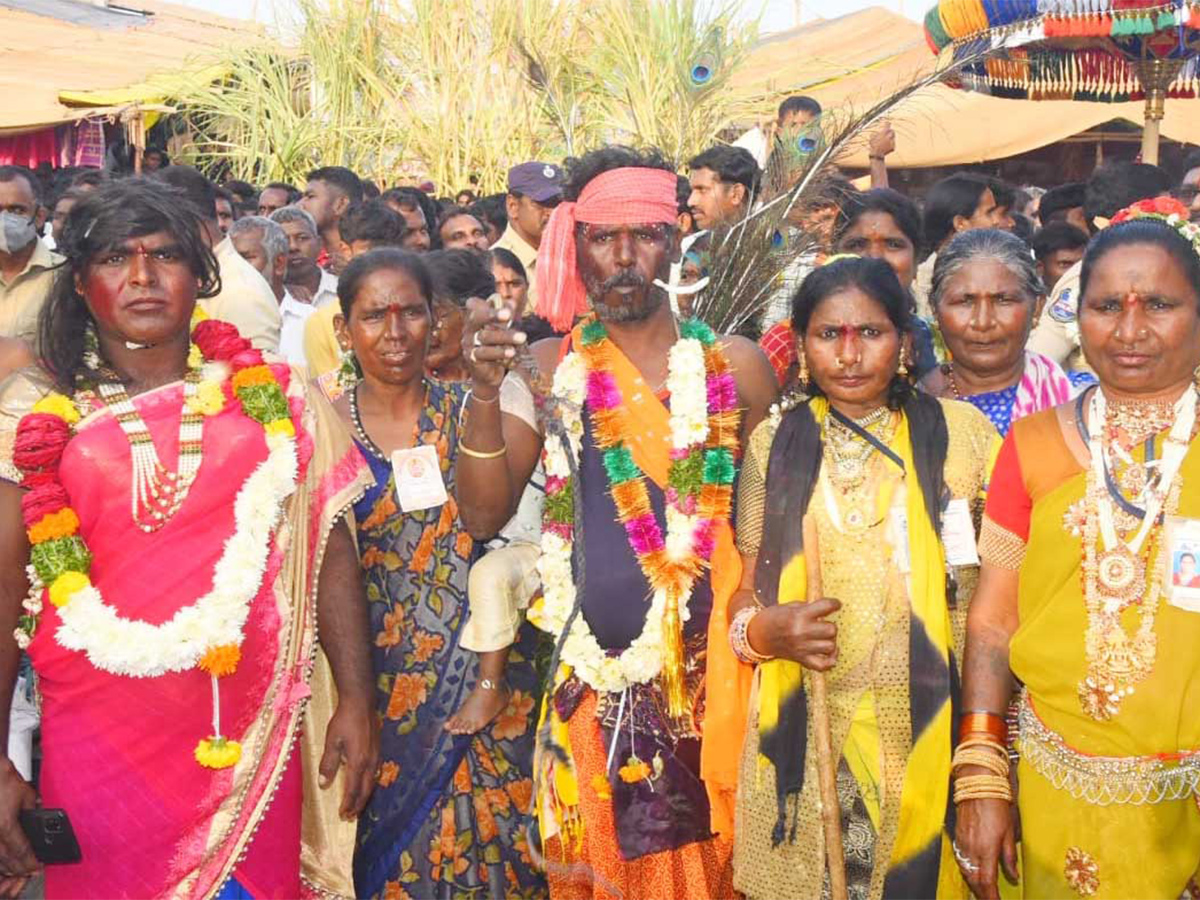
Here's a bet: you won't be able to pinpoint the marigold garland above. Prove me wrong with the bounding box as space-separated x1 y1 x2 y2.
13 313 300 769
533 319 740 706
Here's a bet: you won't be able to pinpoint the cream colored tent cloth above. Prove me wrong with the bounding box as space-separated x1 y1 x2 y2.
0 0 263 134
733 7 1200 168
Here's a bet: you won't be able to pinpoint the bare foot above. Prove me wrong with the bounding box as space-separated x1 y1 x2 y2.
445 682 509 735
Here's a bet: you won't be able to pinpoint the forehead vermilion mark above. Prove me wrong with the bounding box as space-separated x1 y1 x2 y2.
1123 291 1141 310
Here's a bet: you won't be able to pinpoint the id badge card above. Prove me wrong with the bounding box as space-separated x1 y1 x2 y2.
1163 516 1200 613
392 445 448 512
941 498 980 568
889 507 911 574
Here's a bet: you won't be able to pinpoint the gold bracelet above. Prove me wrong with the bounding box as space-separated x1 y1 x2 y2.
952 745 1009 777
459 442 507 460
953 773 1013 805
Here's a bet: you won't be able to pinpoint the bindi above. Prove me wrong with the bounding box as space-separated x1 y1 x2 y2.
1122 291 1142 310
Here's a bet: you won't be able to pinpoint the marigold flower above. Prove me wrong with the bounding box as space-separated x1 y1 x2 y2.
590 773 612 800
194 737 242 769
231 365 275 392
198 643 241 677
186 380 226 417
27 508 80 544
48 571 90 608
31 394 80 426
618 756 651 784
264 418 295 438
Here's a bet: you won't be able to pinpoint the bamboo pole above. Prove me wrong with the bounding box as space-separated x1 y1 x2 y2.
802 513 847 900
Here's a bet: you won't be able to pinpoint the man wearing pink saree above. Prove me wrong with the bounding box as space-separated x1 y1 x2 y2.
0 180 378 899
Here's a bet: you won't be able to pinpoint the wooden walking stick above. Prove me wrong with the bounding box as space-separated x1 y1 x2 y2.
803 512 848 900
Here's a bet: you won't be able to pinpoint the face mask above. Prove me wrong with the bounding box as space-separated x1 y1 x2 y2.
0 212 36 254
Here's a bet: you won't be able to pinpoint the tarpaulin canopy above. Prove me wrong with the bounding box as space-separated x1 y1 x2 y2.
0 0 265 135
732 5 1200 168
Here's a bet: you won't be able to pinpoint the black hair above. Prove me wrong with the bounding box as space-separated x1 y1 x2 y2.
338 200 406 247
224 180 257 201
1084 162 1172 224
1030 222 1089 262
923 173 996 250
456 189 478 204
39 178 220 390
490 246 527 282
675 175 692 215
1183 150 1200 174
68 169 107 191
1038 182 1086 226
362 180 381 200
213 186 234 207
436 206 485 234
263 181 301 205
337 248 433 319
0 166 42 205
471 193 508 236
1079 217 1200 304
143 148 170 166
833 188 922 252
1182 552 1197 564
687 144 761 199
424 248 496 306
383 187 442 248
152 165 218 222
778 95 822 121
791 256 914 410
562 146 676 202
306 166 364 204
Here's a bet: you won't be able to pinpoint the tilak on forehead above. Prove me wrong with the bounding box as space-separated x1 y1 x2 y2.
536 167 678 332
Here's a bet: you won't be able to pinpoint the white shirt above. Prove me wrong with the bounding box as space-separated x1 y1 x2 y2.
314 269 339 310
279 289 318 369
201 238 282 352
732 126 770 168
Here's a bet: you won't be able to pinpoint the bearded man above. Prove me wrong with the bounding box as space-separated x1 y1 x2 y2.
456 146 777 898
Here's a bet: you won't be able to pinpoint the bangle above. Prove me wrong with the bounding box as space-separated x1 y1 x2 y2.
468 388 500 405
868 155 886 161
953 773 1013 805
951 743 1009 777
729 605 772 665
459 442 507 460
959 711 1007 744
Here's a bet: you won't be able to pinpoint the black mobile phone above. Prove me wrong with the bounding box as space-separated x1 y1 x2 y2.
18 808 81 865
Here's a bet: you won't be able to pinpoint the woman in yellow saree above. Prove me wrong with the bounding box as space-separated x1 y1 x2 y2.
717 256 996 899
955 200 1200 899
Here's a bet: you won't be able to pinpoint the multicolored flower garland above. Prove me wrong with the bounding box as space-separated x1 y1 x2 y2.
13 316 301 769
534 319 739 712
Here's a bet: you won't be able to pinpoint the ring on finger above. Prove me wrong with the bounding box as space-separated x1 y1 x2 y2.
470 347 479 363
952 840 980 874
472 331 483 347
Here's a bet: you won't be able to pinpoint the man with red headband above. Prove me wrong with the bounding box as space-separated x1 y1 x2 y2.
457 146 777 898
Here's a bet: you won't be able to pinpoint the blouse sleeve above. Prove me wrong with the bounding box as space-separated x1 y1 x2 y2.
734 416 777 557
979 429 1031 571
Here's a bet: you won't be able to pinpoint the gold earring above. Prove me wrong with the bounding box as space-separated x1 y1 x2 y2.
898 351 909 379
797 342 809 386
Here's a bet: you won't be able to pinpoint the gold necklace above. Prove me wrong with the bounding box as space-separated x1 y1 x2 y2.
1105 396 1176 450
822 407 894 493
96 368 205 533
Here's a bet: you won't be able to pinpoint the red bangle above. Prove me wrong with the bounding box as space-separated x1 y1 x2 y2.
959 712 1007 744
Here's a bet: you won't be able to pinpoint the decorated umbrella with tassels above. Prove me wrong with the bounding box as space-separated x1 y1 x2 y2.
924 0 1200 164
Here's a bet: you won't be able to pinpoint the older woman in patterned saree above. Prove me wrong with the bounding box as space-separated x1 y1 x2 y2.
956 199 1200 899
920 229 1091 437
720 256 996 899
0 180 378 899
320 248 546 899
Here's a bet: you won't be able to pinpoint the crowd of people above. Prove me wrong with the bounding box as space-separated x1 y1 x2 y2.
0 89 1197 900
